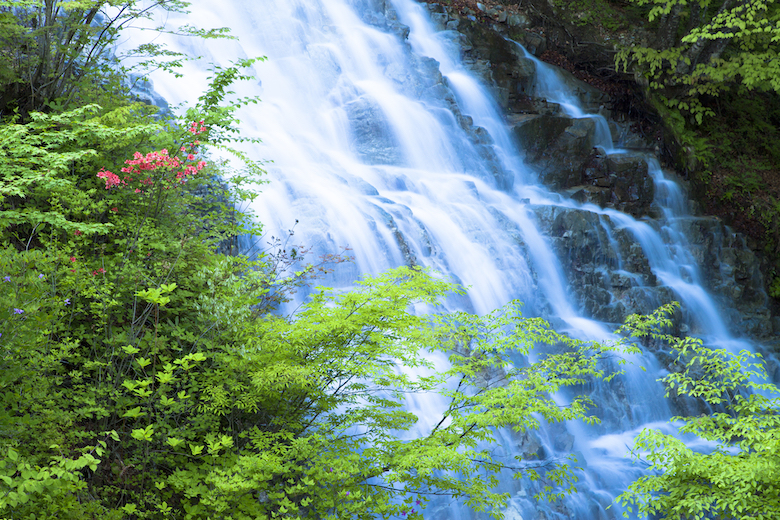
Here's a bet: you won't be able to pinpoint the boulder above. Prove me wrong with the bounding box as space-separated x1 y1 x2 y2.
605 152 654 216
511 114 595 190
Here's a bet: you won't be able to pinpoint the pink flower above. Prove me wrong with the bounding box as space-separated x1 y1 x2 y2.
187 154 195 160
97 169 125 189
69 257 76 262
188 121 207 135
110 207 118 213
74 230 83 236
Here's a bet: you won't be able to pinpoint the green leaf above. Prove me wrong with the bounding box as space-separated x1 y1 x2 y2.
122 407 145 418
7 448 18 462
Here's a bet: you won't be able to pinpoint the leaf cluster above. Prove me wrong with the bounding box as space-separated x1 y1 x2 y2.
617 0 780 123
617 303 780 519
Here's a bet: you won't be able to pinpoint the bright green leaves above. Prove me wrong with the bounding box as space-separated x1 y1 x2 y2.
620 0 780 123
618 306 780 519
131 424 155 442
122 406 145 419
136 282 177 306
201 266 634 519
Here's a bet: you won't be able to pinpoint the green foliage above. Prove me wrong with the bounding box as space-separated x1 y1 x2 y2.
618 0 780 123
551 0 628 30
0 0 233 117
618 303 780 519
723 169 766 200
649 96 714 170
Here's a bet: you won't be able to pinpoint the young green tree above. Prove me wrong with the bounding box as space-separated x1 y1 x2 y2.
175 267 634 519
0 0 232 117
617 0 780 122
617 304 780 519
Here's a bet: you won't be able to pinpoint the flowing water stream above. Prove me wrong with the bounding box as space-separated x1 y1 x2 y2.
133 0 775 518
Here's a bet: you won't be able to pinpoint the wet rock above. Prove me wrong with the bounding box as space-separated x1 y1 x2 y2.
555 433 575 453
564 185 612 207
344 97 402 165
604 152 654 217
513 430 546 460
511 114 595 190
550 68 610 112
511 114 572 153
521 31 547 55
676 217 772 337
507 12 531 28
429 11 449 30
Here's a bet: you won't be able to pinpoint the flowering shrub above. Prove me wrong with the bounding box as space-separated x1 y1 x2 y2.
97 122 208 192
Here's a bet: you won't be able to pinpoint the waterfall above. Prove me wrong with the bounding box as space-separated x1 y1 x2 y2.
132 0 775 518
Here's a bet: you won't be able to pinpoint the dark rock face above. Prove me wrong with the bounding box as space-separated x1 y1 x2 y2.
676 217 772 337
510 115 655 217
510 114 594 191
530 205 670 325
528 203 773 336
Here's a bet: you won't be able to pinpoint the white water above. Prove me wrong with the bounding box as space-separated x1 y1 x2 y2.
517 46 615 152
131 0 772 518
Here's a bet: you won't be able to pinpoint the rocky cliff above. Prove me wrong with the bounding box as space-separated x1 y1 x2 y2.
409 0 779 342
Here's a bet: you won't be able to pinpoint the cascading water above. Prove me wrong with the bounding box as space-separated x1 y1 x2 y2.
134 0 776 518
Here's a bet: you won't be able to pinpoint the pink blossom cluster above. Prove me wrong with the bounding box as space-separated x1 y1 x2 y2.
96 122 208 191
122 149 181 173
97 169 125 189
188 120 206 135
